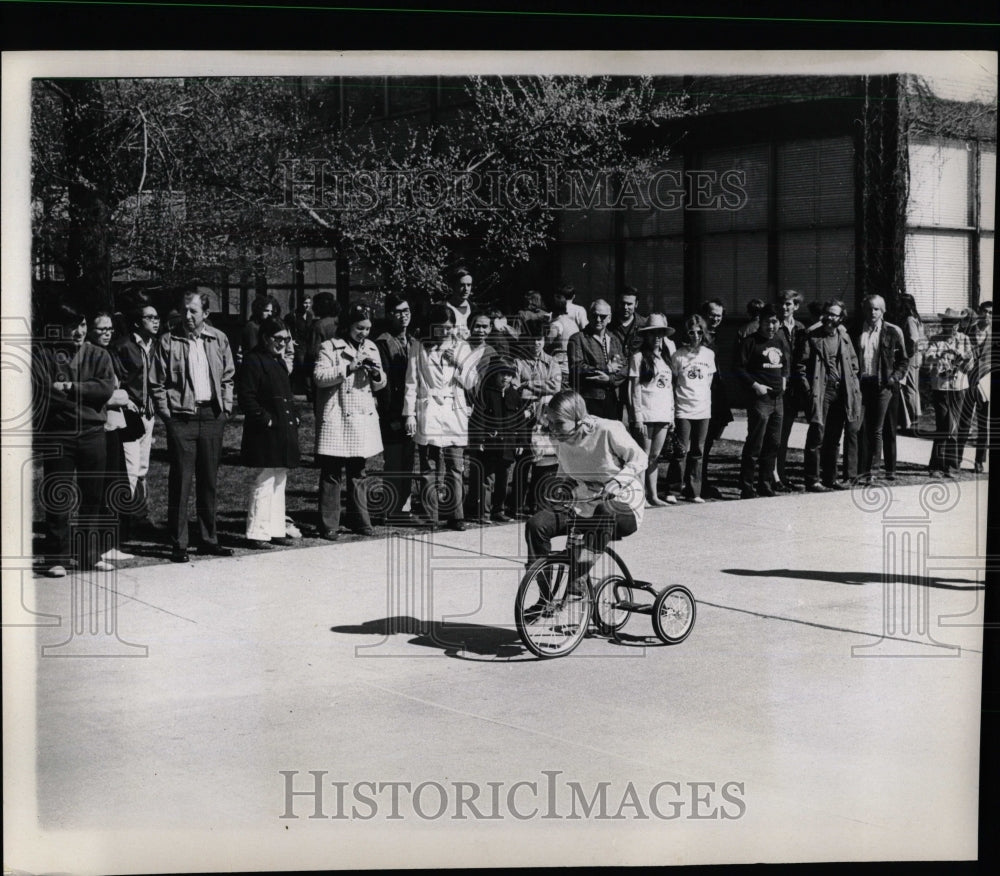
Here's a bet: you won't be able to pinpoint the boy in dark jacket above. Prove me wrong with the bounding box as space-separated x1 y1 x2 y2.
466 357 530 524
736 304 790 499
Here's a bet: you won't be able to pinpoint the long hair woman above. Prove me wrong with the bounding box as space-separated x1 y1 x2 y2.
524 389 647 575
628 313 678 506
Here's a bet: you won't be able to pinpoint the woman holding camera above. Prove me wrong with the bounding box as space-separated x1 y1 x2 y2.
314 304 387 539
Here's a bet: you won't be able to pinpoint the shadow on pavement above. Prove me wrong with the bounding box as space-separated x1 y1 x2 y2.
722 568 984 590
330 615 533 661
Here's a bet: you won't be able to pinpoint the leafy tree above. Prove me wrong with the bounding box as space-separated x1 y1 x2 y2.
32 75 694 313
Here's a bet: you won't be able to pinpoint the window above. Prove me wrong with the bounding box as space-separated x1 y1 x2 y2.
558 244 615 305
622 159 685 314
777 137 855 302
695 144 770 311
904 138 990 314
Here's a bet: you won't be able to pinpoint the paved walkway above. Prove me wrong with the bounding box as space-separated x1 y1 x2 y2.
724 412 981 470
7 468 988 872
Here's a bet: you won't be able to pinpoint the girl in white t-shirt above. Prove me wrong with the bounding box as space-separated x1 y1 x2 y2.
628 313 678 507
671 315 716 502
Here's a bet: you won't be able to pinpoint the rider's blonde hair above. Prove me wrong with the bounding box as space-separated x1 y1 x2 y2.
547 389 596 435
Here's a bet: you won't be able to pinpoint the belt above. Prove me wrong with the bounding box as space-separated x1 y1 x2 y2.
195 400 215 408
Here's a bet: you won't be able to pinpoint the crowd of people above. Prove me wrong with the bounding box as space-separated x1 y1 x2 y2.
32 270 993 577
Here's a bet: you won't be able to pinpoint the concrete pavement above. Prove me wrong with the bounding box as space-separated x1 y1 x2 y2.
7 471 987 872
724 411 982 470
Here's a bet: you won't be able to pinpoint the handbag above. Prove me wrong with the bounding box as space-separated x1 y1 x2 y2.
120 407 146 442
665 424 685 462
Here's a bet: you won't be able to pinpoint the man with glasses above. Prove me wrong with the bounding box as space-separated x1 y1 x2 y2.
111 293 164 535
567 299 627 419
375 294 420 522
795 299 862 491
150 286 235 562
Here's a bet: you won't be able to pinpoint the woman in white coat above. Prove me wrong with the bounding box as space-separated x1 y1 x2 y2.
314 304 387 539
403 303 480 531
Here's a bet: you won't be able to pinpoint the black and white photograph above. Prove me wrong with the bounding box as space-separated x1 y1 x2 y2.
2 43 996 872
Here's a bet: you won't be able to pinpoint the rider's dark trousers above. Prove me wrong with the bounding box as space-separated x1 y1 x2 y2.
524 501 638 566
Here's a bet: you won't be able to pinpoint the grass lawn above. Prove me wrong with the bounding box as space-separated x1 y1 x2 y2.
32 397 985 573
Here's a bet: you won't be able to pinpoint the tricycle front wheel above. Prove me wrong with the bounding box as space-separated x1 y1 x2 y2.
515 557 592 659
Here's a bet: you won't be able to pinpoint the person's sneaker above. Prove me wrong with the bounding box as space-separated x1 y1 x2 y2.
46 564 68 578
885 473 897 481
91 560 116 572
665 494 678 505
271 536 294 546
691 496 706 504
447 518 468 532
318 531 340 542
247 539 273 550
740 490 756 500
491 512 512 524
807 482 831 493
928 469 943 478
828 481 849 490
285 518 303 539
565 577 588 601
102 548 135 561
703 486 723 500
757 482 776 498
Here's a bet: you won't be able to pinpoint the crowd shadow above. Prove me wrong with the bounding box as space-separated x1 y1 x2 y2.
723 568 984 590
330 615 532 661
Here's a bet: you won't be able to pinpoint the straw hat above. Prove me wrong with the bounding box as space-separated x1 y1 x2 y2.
937 307 965 323
637 312 675 336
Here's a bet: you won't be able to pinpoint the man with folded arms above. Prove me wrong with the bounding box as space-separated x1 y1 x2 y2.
567 299 628 420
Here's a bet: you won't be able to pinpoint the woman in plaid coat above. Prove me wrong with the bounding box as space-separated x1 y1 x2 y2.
314 304 387 539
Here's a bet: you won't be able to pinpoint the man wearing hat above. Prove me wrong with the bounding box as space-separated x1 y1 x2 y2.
923 307 975 477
